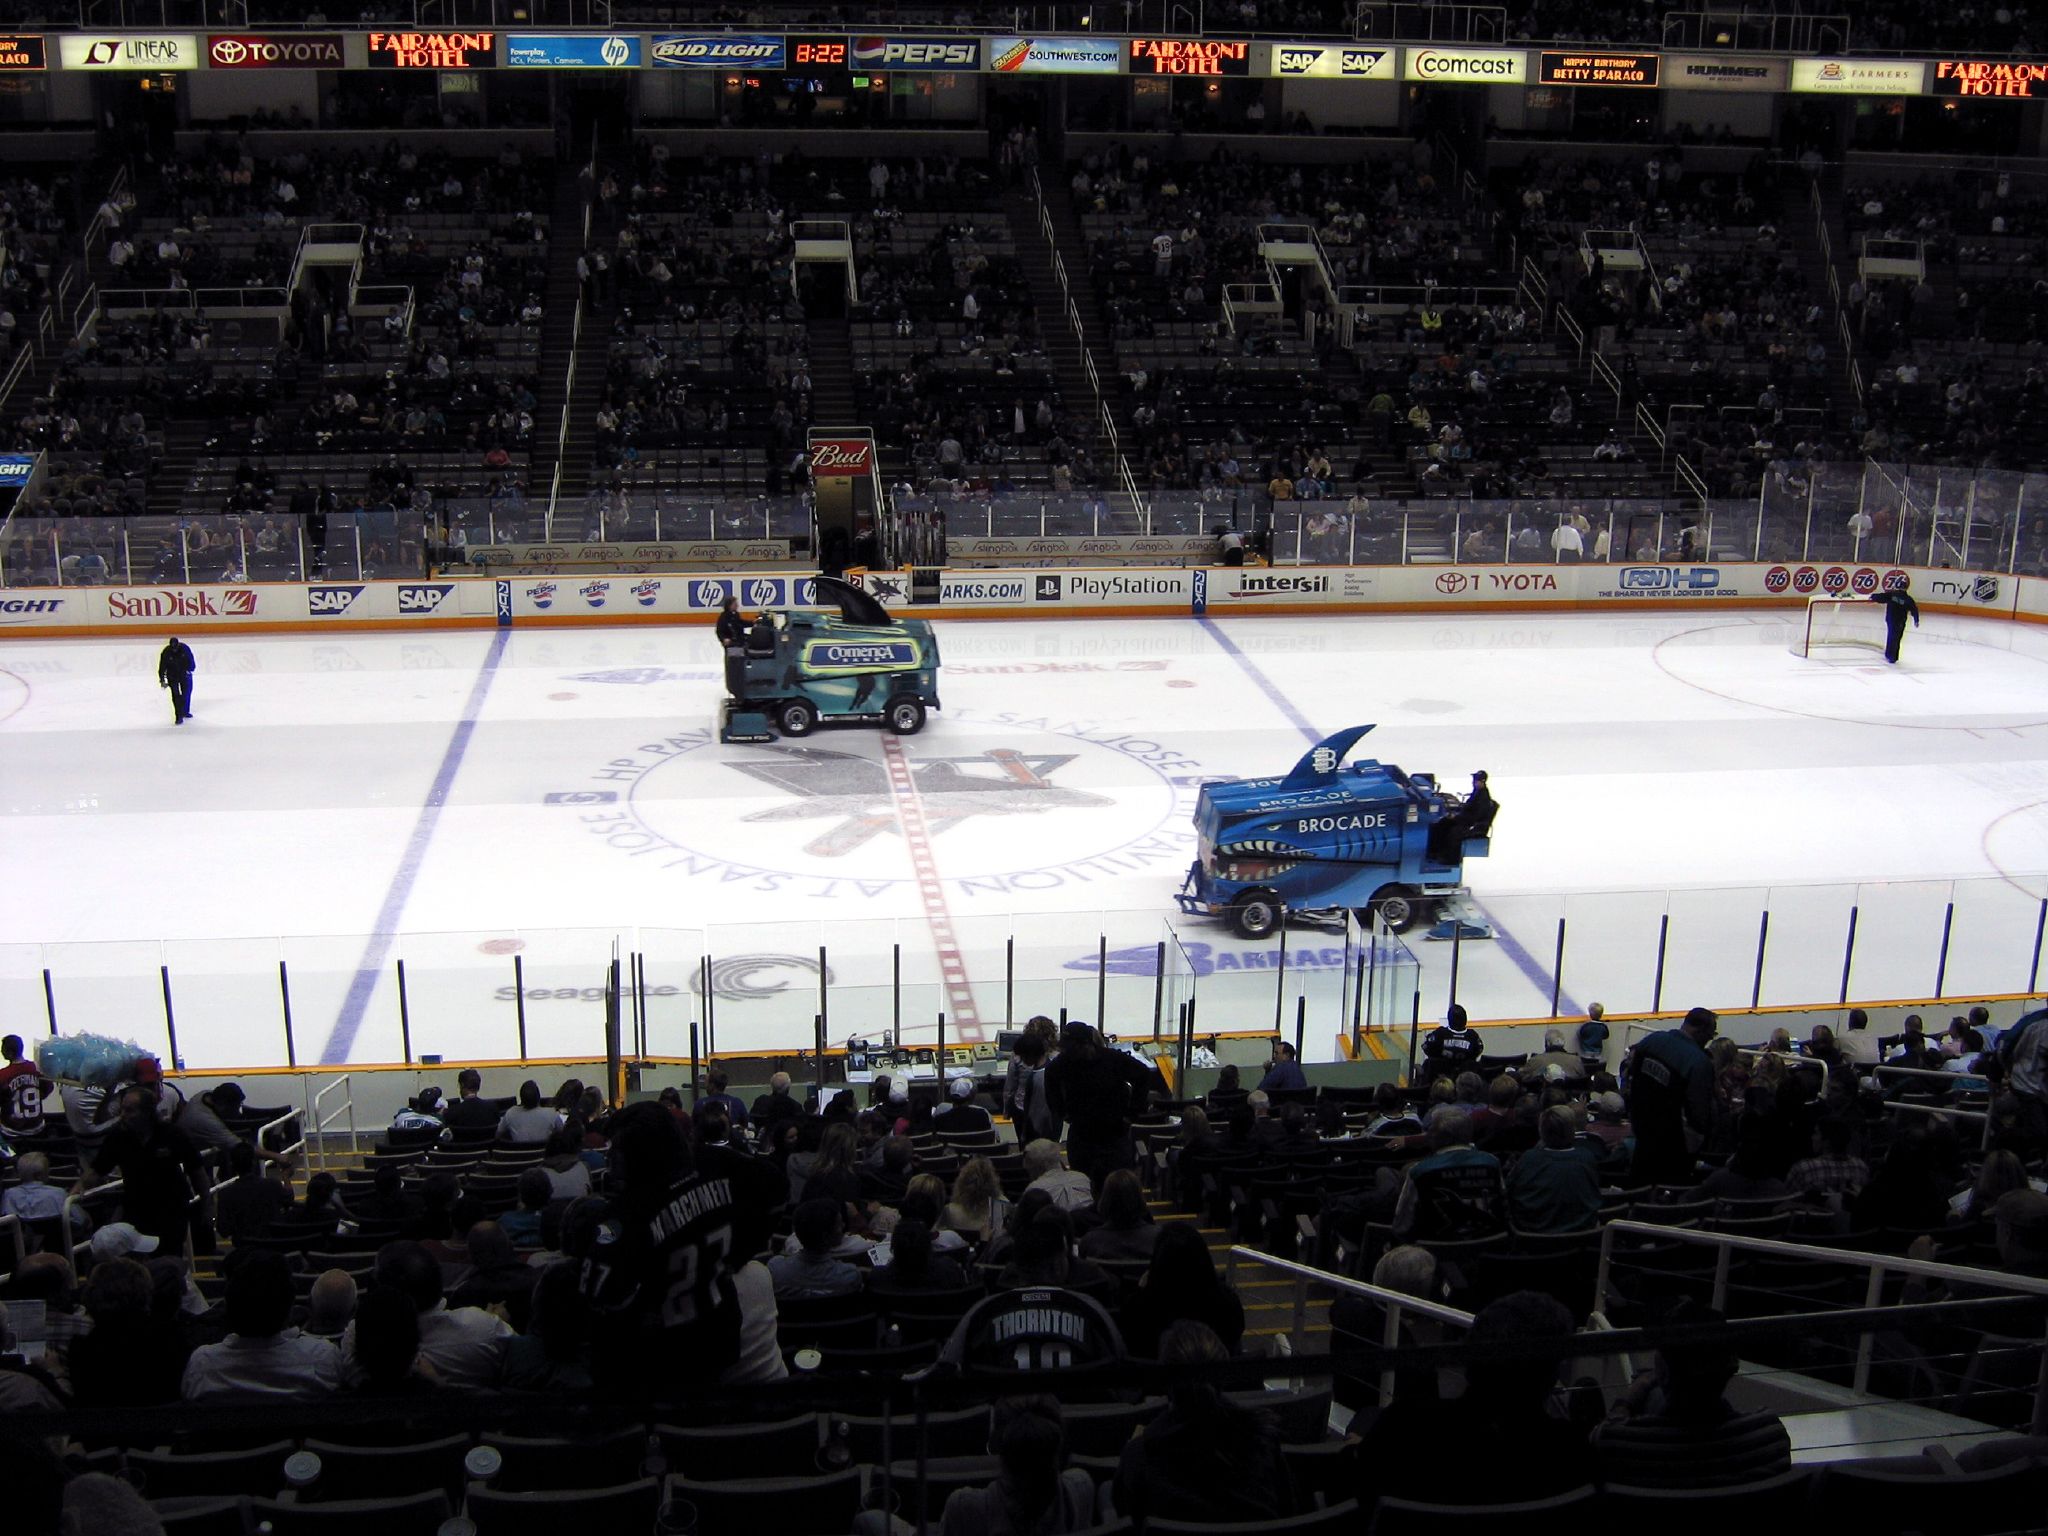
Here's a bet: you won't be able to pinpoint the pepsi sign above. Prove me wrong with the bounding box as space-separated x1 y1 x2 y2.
851 36 978 69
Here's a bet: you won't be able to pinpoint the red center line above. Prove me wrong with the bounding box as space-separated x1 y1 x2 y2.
879 734 984 1044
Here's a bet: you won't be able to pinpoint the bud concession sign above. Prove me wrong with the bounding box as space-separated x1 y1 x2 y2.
208 34 344 68
809 439 874 475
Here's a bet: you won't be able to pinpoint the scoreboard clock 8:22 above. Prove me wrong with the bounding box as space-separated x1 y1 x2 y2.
790 36 848 68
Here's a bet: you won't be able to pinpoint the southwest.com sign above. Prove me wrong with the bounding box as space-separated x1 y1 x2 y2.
505 34 642 68
1402 46 1529 82
989 36 1123 73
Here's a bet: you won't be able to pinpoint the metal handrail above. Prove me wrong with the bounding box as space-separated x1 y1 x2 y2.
309 1073 360 1174
1596 1217 2048 1394
61 1177 118 1263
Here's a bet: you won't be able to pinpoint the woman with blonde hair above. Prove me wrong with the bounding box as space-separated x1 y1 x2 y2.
946 1155 1002 1239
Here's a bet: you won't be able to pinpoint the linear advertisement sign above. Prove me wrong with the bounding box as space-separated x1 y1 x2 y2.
505 34 642 68
1537 50 1659 87
1662 52 1787 91
0 36 45 70
1931 59 2048 97
365 30 495 68
1128 38 1252 75
1267 43 1395 79
850 36 979 69
989 36 1123 74
206 34 343 68
1789 58 1927 94
58 34 198 70
1403 46 1529 83
650 34 786 68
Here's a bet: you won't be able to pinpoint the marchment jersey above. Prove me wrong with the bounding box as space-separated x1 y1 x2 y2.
576 1170 744 1393
940 1286 1125 1375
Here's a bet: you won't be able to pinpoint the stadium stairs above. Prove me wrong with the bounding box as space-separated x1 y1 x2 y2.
523 143 601 513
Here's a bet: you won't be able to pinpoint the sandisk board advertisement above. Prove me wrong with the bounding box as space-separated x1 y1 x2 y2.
207 34 344 68
851 37 980 70
988 36 1122 74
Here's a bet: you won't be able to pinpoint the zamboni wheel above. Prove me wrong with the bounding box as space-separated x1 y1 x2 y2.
778 700 817 737
1229 889 1283 940
885 697 926 735
1369 884 1430 934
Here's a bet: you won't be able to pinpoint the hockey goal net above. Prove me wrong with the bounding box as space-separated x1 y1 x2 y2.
1793 595 1886 657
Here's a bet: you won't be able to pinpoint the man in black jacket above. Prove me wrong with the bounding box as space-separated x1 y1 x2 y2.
1870 580 1921 664
1044 1021 1158 1193
157 636 196 724
930 1075 994 1136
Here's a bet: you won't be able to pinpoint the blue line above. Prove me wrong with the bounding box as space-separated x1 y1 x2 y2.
1196 616 1572 1015
1196 617 1323 740
317 628 511 1064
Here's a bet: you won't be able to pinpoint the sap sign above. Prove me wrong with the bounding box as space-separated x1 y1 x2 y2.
1270 44 1394 79
308 585 365 616
651 34 786 67
505 33 641 67
397 583 455 614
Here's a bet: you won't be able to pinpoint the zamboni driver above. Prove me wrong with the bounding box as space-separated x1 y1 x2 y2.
1428 770 1498 863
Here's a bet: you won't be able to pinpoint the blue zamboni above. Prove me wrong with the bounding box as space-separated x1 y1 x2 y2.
1175 725 1495 940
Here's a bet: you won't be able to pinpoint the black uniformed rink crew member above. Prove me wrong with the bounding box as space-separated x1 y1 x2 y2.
714 594 748 650
157 635 196 724
1869 579 1922 665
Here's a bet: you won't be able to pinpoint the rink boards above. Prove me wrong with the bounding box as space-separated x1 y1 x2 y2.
0 560 2040 636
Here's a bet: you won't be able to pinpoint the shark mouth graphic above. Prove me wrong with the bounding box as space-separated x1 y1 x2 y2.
1214 838 1307 882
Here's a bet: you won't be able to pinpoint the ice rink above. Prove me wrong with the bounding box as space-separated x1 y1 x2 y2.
5 603 2048 1071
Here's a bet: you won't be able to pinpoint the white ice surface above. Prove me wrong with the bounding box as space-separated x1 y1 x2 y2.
4 608 2047 1069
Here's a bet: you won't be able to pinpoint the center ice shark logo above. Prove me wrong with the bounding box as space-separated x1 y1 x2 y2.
728 744 1115 857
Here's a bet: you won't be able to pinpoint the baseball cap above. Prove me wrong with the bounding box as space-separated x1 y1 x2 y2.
949 1076 976 1099
1596 1091 1626 1117
91 1222 161 1262
1995 1189 2048 1253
